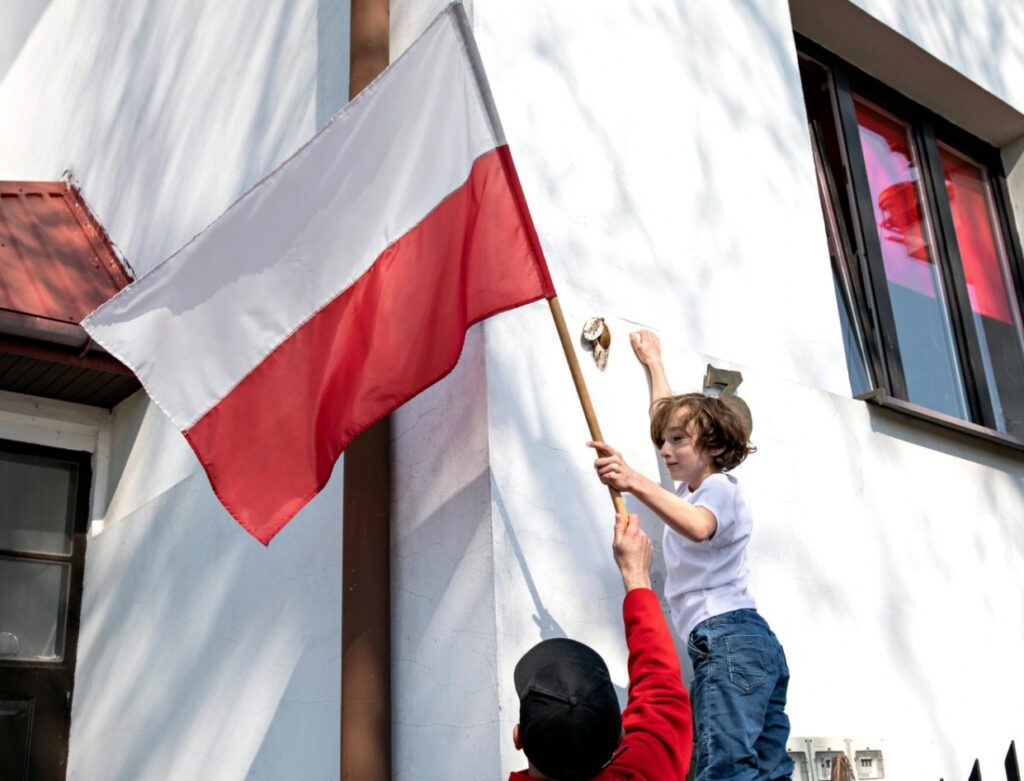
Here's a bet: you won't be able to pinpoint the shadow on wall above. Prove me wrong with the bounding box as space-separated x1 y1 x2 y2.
0 0 349 279
389 463 512 777
316 0 350 129
496 483 633 709
863 405 1024 564
72 467 342 780
389 467 495 657
886 0 1021 102
488 0 822 341
493 484 566 641
481 313 687 676
0 1 53 82
759 394 1024 776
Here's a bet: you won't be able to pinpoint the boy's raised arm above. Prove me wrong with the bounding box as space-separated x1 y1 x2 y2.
630 330 672 412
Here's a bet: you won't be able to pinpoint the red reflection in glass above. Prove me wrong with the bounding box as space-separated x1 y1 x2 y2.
939 146 1013 324
854 100 936 296
854 97 968 420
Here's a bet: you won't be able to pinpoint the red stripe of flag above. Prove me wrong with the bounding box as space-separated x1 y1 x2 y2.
185 146 554 543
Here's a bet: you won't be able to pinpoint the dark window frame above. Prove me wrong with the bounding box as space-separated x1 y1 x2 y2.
0 437 91 666
0 437 91 780
797 35 1024 451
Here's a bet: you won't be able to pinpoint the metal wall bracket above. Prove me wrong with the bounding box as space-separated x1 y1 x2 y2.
703 364 753 436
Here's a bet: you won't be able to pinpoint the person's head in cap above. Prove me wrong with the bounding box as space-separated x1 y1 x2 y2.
511 637 623 780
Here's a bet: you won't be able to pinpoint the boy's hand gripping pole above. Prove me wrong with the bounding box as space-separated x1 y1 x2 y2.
547 296 628 517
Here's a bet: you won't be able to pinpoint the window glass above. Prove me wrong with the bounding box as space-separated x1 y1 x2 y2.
854 98 968 419
799 56 872 395
0 557 69 660
832 276 872 395
939 144 1024 437
0 452 76 555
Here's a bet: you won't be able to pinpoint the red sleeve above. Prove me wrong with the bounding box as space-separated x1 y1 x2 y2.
604 589 692 779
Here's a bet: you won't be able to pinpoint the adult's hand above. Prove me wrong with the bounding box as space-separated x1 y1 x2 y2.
613 513 653 592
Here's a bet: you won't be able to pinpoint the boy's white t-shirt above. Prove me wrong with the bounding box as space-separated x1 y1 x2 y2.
663 472 756 640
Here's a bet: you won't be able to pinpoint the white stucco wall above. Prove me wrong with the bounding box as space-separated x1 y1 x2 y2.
0 0 351 278
68 391 344 781
846 0 1024 113
391 327 502 779
390 2 1024 780
1 1 350 778
4 0 1024 778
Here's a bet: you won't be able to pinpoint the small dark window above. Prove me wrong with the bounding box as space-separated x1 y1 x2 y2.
0 439 91 780
798 40 1024 441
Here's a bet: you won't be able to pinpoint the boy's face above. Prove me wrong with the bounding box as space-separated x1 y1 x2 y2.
658 407 714 489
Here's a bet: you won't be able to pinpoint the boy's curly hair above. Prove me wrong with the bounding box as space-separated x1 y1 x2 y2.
649 392 755 472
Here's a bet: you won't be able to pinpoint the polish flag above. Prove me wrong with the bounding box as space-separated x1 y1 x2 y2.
83 5 555 544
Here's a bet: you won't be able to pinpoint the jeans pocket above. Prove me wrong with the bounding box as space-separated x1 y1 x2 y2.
687 629 711 664
724 635 768 692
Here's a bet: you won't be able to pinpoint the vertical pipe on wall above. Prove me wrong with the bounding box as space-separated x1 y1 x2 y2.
341 417 391 781
341 2 390 779
349 0 390 96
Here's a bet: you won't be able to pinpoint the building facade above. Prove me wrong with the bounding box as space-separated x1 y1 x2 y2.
2 0 1023 778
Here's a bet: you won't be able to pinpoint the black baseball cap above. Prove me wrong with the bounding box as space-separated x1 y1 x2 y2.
514 638 622 781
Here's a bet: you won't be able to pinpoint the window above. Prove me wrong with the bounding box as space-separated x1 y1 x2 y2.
0 438 91 779
798 39 1024 443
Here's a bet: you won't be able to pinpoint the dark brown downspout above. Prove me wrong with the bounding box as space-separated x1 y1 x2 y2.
341 1 391 779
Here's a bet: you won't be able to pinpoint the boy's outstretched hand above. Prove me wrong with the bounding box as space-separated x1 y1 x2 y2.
630 329 662 366
613 513 653 592
588 441 642 493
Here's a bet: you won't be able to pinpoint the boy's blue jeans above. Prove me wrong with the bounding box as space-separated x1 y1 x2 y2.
687 609 793 781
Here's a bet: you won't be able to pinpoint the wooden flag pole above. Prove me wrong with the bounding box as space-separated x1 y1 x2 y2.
547 296 628 517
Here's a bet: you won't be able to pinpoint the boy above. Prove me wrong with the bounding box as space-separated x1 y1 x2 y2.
588 330 792 781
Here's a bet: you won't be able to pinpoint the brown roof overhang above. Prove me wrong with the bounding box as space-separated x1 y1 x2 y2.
0 182 140 407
